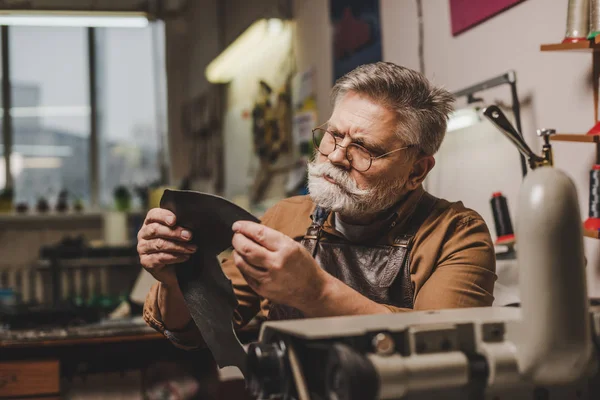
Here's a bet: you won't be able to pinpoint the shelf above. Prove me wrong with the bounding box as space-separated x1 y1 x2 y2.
540 40 600 52
550 134 600 143
0 210 144 222
584 228 600 239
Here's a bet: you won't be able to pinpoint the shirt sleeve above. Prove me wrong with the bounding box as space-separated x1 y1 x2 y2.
412 214 497 310
143 282 206 350
142 202 283 349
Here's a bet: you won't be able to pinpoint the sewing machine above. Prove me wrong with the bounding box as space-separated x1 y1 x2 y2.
245 107 600 399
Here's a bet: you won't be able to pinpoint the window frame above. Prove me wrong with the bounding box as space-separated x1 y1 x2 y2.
0 25 168 209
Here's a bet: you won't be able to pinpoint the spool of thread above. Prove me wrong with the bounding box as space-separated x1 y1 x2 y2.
589 0 600 38
490 192 515 244
565 0 590 42
584 165 600 230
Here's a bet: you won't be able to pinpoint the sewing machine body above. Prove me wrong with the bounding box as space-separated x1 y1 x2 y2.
253 306 600 399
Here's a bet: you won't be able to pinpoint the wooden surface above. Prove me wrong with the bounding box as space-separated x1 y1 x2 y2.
550 134 600 143
1 331 165 349
25 397 61 400
540 40 600 52
0 360 59 397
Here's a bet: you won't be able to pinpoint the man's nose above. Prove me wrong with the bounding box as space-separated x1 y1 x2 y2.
327 145 351 170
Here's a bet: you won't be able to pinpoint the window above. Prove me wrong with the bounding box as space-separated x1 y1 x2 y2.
0 23 167 210
10 26 90 206
96 23 166 207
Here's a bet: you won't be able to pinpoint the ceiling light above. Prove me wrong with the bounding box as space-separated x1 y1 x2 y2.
0 11 149 28
206 18 291 83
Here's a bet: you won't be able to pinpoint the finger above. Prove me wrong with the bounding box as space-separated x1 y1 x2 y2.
138 238 197 256
145 208 177 227
243 274 262 293
232 250 266 281
231 232 271 267
138 222 193 242
140 253 190 267
231 221 284 251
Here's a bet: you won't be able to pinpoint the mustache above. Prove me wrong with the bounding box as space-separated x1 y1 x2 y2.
307 162 368 197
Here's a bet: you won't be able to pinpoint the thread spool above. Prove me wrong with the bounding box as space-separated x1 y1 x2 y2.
491 192 515 244
590 0 600 38
584 165 600 230
564 0 590 42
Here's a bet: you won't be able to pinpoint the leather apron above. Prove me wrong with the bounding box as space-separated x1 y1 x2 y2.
268 192 438 320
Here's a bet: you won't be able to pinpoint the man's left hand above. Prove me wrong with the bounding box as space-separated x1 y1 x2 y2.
231 221 329 311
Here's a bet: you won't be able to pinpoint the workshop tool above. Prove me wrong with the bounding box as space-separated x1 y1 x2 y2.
483 105 554 170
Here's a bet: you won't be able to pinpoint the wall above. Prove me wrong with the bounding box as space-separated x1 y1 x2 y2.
292 0 334 123
164 0 221 184
293 0 600 295
165 0 293 211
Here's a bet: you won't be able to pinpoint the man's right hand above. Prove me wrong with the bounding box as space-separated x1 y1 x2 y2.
137 208 197 286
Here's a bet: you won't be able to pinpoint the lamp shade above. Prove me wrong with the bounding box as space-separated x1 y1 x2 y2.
206 18 291 84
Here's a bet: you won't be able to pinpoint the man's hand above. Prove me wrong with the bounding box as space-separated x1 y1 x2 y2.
231 221 330 312
137 208 197 286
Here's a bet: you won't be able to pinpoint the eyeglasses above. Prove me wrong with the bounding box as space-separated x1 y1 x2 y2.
312 128 415 172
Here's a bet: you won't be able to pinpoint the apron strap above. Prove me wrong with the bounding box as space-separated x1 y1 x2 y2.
301 206 330 258
388 192 439 308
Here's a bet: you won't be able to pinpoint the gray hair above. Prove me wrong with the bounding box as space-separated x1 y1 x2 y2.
330 62 454 156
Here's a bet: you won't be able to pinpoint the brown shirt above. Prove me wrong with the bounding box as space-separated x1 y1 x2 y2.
143 186 496 349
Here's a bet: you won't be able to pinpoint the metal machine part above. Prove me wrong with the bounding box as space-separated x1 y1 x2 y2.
483 105 554 170
537 128 556 168
247 166 600 399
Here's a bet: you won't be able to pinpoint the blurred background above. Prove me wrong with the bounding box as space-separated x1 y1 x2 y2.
0 0 599 398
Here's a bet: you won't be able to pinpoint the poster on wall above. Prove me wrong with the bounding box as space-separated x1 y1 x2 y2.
449 0 526 36
330 0 382 82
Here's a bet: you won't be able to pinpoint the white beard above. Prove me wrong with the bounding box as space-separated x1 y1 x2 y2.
307 161 407 218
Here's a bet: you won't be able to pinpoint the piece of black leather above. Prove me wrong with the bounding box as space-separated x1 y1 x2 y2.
160 190 260 376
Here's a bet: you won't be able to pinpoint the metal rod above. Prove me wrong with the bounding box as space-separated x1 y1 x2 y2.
416 0 425 76
453 70 528 177
510 78 528 176
1 26 13 190
453 71 514 98
483 105 545 167
88 27 99 208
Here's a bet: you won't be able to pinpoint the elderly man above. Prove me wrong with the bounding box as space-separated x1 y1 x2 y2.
139 62 496 349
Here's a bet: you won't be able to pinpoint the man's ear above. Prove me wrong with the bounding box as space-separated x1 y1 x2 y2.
405 155 435 190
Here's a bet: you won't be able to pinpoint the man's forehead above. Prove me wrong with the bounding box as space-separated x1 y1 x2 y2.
326 114 398 145
328 94 397 137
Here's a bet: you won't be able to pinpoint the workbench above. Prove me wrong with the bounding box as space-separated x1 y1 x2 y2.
0 319 251 399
